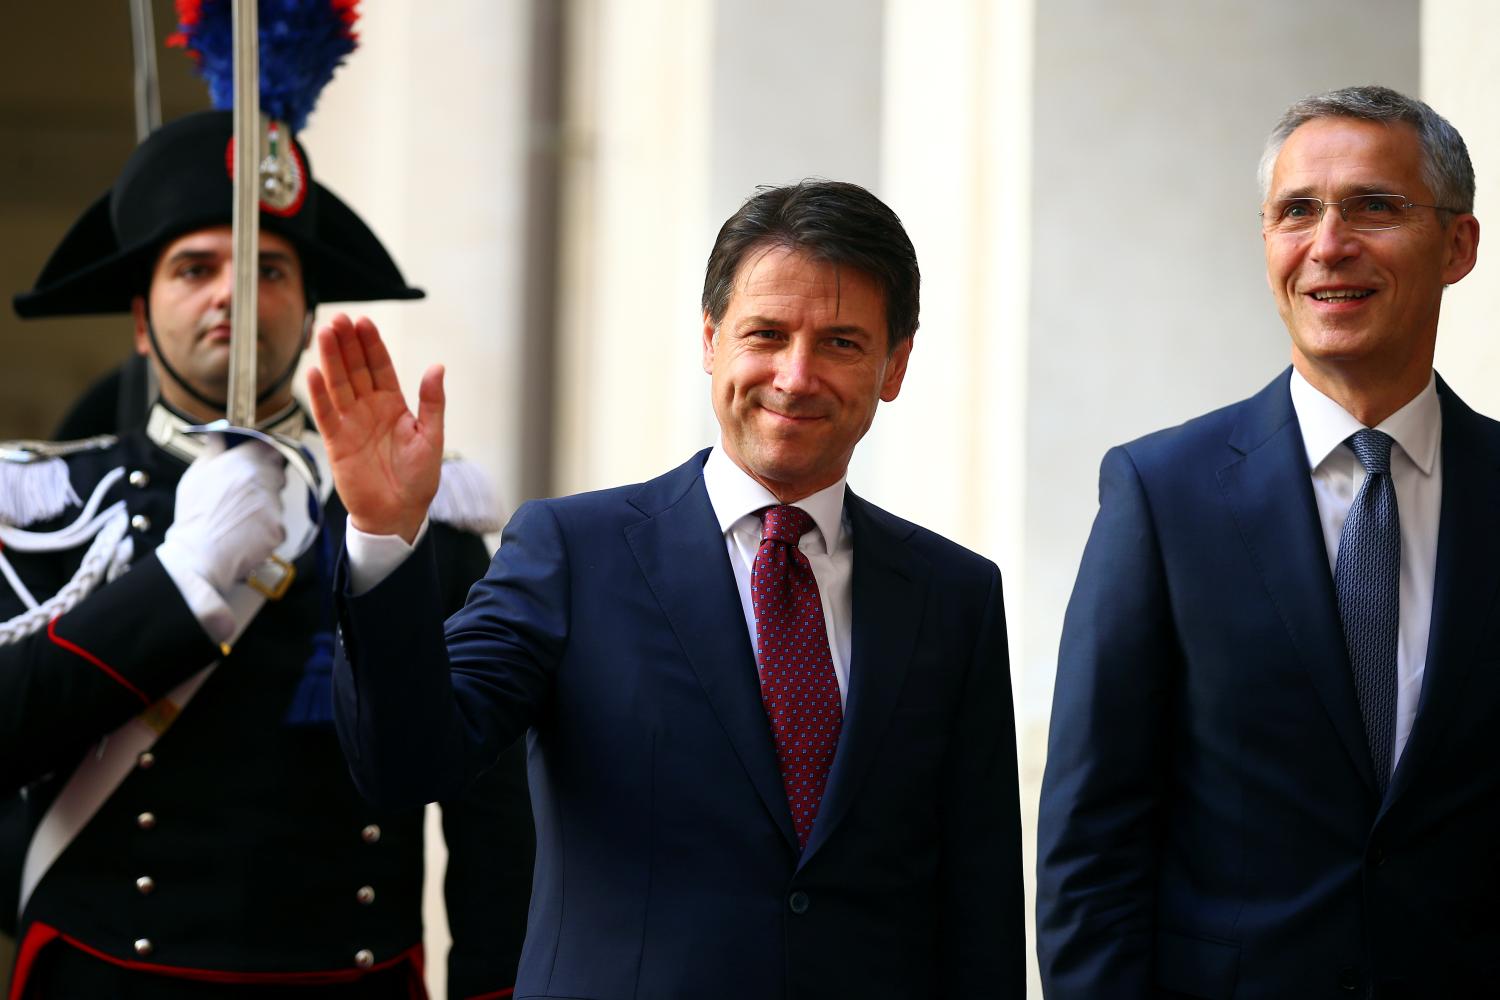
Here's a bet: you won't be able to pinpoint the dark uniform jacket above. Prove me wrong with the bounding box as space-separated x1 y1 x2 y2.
0 409 532 999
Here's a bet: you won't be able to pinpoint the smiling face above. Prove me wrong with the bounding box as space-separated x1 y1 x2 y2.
702 246 912 502
1263 117 1478 404
132 226 310 421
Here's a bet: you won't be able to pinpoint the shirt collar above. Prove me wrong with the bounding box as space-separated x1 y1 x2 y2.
1288 368 1440 476
702 443 847 554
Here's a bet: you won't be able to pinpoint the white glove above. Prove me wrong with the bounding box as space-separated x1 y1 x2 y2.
156 436 288 597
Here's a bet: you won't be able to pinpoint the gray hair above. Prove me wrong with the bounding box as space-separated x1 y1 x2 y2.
1257 84 1475 214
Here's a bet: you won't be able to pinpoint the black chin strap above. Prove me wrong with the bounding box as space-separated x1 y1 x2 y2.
143 302 313 418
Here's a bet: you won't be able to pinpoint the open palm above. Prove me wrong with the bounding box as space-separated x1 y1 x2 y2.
307 314 443 544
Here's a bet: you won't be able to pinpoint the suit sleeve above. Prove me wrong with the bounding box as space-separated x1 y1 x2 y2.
1035 446 1176 998
0 555 221 792
333 499 566 807
938 563 1026 997
429 525 535 1000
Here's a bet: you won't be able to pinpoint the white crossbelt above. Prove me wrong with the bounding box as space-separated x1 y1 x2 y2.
18 433 332 915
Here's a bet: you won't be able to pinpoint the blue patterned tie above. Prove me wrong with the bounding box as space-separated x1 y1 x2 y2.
1335 429 1399 796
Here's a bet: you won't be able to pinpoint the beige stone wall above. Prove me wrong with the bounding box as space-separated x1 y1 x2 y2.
1425 0 1500 412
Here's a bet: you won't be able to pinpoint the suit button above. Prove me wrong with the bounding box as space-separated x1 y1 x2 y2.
356 885 376 905
1369 844 1386 867
1338 966 1361 991
136 876 156 895
787 891 810 914
136 812 157 830
128 470 150 488
130 514 152 533
134 938 154 957
360 824 381 844
354 949 375 969
138 752 156 770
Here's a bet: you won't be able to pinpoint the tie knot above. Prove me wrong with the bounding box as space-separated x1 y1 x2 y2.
760 504 816 546
1348 428 1394 475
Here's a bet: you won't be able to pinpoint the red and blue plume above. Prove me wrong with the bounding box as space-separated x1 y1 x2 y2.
167 0 360 133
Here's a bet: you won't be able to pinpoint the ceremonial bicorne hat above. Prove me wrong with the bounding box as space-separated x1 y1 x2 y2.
13 1 421 319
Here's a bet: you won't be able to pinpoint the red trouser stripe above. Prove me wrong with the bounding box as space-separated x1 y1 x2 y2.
47 617 150 707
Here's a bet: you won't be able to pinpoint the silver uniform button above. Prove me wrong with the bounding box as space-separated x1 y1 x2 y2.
134 938 154 957
128 470 150 488
137 811 157 830
353 949 374 969
138 752 156 769
360 824 381 844
356 885 375 905
130 514 151 533
136 876 156 895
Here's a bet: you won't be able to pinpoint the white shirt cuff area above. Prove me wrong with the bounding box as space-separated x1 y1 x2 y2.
345 516 431 596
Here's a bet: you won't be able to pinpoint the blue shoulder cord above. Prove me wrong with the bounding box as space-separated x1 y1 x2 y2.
282 453 336 727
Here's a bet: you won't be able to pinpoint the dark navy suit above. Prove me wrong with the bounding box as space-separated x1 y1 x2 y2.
1037 370 1500 999
335 451 1025 999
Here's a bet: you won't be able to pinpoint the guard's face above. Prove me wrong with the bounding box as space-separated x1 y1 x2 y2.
132 226 309 420
1263 117 1478 384
702 246 911 502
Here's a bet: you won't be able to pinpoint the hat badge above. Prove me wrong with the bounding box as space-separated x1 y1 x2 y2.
224 118 308 217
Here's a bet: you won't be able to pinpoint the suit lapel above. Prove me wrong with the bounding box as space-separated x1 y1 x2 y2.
623 455 797 851
801 491 928 865
1217 372 1378 795
1385 381 1500 807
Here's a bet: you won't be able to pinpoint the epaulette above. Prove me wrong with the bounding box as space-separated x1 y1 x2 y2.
429 456 505 535
0 461 134 646
0 436 117 527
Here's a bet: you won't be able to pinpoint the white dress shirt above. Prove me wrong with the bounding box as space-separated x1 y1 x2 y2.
702 444 853 706
1289 369 1441 774
347 518 429 595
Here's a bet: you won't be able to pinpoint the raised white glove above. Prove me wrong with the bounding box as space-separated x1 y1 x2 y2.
156 436 288 597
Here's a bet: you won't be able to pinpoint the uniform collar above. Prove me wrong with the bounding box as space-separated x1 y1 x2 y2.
702 443 847 554
145 401 306 464
1289 368 1440 476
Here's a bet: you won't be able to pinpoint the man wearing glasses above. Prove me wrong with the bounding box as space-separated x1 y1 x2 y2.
1037 85 1492 997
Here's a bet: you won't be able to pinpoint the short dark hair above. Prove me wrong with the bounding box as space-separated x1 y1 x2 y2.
701 180 920 351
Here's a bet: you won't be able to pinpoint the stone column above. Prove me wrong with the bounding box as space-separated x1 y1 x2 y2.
1424 0 1500 410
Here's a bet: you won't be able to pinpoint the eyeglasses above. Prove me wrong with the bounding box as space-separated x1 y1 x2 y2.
1260 193 1461 235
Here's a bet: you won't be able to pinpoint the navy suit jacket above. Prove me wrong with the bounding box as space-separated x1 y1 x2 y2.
1036 370 1500 999
334 451 1024 1000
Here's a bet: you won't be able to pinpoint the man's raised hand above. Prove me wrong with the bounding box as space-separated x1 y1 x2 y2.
307 314 443 544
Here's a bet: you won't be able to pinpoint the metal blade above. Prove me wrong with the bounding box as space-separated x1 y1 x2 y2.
128 0 161 143
226 0 261 428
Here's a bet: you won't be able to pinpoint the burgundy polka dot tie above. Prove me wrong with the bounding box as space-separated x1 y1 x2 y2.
751 505 843 850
